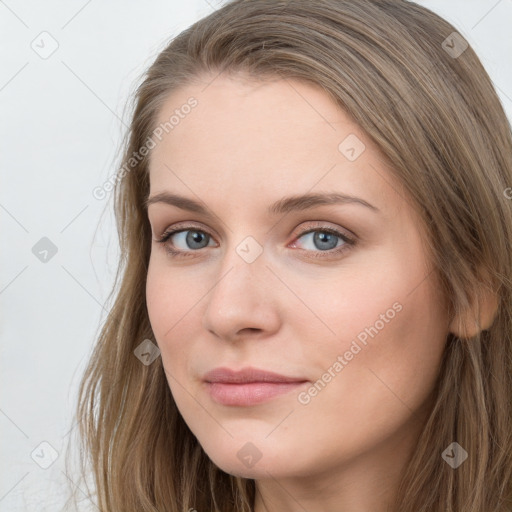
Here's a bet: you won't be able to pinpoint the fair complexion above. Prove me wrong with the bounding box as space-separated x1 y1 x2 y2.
145 74 453 512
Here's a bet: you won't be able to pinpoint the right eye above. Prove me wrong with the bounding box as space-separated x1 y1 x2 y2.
156 227 217 258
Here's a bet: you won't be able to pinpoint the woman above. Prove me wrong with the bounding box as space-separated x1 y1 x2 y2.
68 1 512 510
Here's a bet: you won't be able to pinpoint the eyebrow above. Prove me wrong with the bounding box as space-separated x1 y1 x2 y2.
144 191 379 215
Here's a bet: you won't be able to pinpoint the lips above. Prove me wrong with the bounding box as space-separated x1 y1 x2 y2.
202 367 309 406
203 366 307 384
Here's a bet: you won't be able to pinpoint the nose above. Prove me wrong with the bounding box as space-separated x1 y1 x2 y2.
202 246 281 343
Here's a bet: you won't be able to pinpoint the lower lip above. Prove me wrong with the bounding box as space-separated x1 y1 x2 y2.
205 381 308 406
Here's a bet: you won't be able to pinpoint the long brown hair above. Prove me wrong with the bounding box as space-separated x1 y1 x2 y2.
64 1 512 510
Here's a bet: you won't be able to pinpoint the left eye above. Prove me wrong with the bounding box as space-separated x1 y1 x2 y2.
293 229 347 252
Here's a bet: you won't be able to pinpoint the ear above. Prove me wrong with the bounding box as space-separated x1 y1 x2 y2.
449 271 499 339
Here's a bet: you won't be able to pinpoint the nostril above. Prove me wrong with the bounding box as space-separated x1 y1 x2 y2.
240 327 262 334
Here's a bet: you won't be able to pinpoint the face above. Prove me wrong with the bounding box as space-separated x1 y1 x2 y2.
145 74 450 482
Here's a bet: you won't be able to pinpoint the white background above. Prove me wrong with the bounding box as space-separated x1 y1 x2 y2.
1 0 511 510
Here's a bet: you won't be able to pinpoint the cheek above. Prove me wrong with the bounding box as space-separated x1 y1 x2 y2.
302 267 448 423
146 257 201 336
280 280 447 473
146 263 170 340
145 262 192 367
290 262 407 361
146 265 199 421
146 260 217 405
296 252 448 407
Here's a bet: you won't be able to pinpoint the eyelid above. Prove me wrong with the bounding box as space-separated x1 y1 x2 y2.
291 222 355 243
154 221 218 242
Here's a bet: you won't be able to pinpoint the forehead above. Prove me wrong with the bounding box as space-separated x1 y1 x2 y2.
151 74 369 160
147 74 401 216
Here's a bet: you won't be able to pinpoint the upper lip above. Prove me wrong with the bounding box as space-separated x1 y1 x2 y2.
203 367 308 384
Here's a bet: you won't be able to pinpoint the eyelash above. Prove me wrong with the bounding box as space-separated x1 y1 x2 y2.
154 223 356 260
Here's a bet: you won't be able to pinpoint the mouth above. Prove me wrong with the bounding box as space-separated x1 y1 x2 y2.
202 367 309 406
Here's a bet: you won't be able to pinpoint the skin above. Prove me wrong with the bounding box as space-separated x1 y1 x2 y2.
145 73 454 512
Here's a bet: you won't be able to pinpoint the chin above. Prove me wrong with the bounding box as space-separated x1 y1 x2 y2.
198 435 304 480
